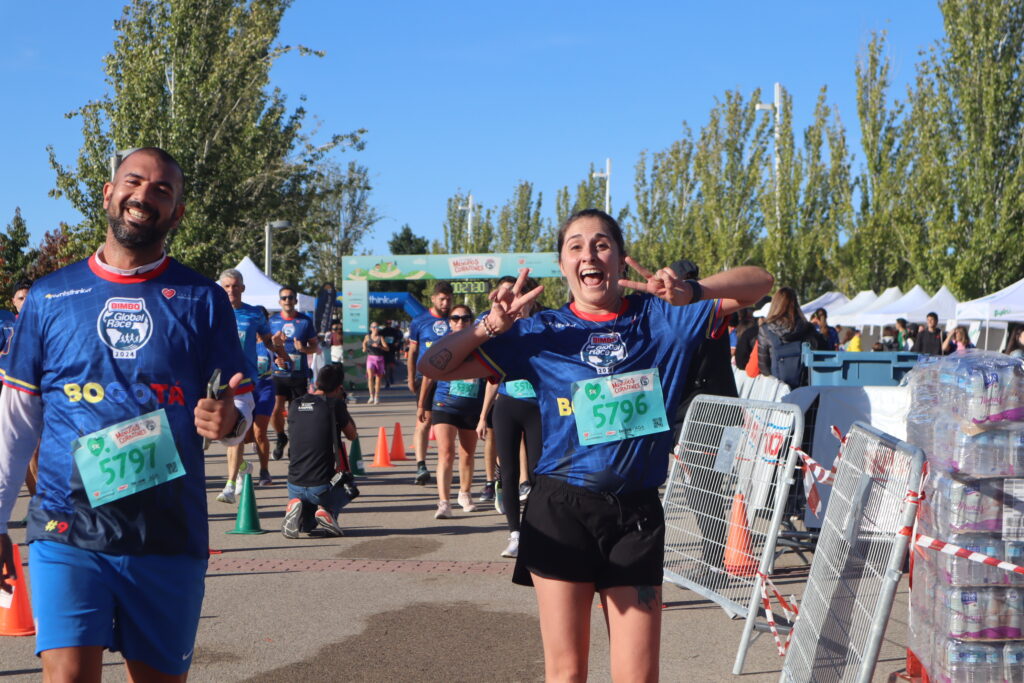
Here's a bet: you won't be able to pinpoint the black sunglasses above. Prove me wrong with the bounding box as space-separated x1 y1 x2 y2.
280 295 296 301
449 315 473 323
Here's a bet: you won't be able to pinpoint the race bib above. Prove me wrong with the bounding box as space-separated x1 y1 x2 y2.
504 379 536 400
449 380 479 399
288 353 304 371
257 355 271 376
571 369 669 446
72 409 185 507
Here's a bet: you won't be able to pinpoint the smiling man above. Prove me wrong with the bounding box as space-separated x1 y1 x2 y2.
0 147 253 681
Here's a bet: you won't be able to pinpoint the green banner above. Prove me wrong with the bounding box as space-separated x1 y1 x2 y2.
342 253 560 281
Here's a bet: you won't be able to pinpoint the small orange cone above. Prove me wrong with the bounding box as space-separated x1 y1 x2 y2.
723 492 757 577
390 422 408 461
0 543 35 636
371 426 394 467
429 426 436 441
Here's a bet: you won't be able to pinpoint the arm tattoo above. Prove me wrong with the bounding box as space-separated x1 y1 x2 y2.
429 350 453 370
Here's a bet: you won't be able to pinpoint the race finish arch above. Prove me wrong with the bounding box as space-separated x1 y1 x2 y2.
340 253 560 334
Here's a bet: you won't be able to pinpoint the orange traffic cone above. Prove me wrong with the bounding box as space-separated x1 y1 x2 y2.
429 426 436 441
390 422 408 461
371 426 394 468
723 492 757 577
0 543 35 636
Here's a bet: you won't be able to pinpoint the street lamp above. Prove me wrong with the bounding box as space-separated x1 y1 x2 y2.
592 157 611 214
458 194 475 248
264 220 291 278
757 83 782 230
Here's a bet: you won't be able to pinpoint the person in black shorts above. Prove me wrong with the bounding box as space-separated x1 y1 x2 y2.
418 305 483 519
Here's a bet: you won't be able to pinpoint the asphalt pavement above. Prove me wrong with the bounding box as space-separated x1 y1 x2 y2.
0 382 910 682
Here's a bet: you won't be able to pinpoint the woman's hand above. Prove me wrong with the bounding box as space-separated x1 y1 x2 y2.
476 416 488 441
417 405 430 424
619 257 695 306
483 269 544 335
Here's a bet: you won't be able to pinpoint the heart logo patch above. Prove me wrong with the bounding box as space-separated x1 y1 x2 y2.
87 437 106 457
584 383 602 401
161 288 176 299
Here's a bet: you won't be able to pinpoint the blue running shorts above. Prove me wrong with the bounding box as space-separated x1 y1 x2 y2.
29 540 207 675
253 376 275 417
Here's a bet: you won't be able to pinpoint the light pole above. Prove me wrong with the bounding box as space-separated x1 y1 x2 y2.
756 83 782 231
592 157 611 214
458 194 474 249
264 220 291 278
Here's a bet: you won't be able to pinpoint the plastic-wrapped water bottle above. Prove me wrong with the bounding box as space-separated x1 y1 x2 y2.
946 641 999 682
1005 642 1024 683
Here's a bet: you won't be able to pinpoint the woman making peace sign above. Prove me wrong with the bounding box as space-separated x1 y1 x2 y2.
419 209 772 681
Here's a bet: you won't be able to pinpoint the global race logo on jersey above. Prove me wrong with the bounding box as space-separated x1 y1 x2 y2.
432 320 449 336
97 298 153 359
580 332 628 375
282 323 296 337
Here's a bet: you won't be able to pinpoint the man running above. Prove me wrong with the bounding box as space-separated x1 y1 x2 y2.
217 268 288 499
406 282 453 485
0 147 253 681
269 286 319 460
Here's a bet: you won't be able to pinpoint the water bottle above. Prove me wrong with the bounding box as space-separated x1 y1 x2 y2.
1004 642 1024 683
946 641 999 682
1004 588 1023 638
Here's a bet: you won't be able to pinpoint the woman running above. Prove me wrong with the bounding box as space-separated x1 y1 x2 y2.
418 305 484 519
477 277 543 558
419 209 772 680
362 322 389 404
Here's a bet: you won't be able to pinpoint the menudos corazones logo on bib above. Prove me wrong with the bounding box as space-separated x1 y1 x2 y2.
97 298 153 359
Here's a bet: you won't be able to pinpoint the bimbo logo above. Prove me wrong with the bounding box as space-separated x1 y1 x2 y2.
97 297 153 359
432 320 449 336
580 332 627 375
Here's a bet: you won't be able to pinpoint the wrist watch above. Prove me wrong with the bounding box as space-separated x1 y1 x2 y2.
684 279 703 303
226 412 248 440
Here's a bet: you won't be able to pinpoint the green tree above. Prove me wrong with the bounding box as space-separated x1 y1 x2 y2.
388 224 429 255
0 209 38 303
48 0 365 276
439 192 494 255
494 181 545 252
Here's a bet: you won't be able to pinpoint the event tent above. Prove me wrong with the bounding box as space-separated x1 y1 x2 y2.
857 285 932 327
955 275 1024 322
234 256 316 312
831 286 903 326
824 290 878 321
800 291 850 318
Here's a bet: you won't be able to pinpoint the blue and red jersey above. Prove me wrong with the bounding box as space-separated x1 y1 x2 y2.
268 311 317 380
408 310 449 378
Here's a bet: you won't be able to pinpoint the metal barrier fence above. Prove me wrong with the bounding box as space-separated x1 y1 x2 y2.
662 395 804 674
781 422 925 683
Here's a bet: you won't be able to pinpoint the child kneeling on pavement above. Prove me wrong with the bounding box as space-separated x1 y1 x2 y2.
282 364 359 538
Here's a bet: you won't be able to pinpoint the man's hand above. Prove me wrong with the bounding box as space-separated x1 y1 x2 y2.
194 372 244 439
0 533 16 596
407 377 416 394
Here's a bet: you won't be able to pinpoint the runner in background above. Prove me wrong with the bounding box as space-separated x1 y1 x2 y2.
0 280 37 500
249 306 279 485
406 282 453 485
419 209 772 681
361 321 389 404
379 319 403 388
269 286 319 460
418 305 483 519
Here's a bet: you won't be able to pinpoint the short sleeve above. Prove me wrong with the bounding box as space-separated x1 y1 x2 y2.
0 294 43 395
474 316 543 385
207 289 254 395
301 316 317 343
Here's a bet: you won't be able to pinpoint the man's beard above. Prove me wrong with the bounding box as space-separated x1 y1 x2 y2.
107 201 173 250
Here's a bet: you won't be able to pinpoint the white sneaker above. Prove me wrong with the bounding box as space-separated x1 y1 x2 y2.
216 484 236 504
501 531 520 558
365 396 374 404
434 500 453 519
234 460 250 490
373 396 380 405
457 491 477 513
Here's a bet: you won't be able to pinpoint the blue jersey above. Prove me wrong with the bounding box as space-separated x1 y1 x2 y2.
268 312 317 379
232 302 271 383
476 294 722 494
409 310 449 378
433 377 485 416
0 310 16 380
1 255 252 557
255 339 274 378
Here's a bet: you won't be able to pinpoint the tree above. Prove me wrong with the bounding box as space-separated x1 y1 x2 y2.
494 181 544 253
388 224 429 255
439 192 494 254
48 0 365 277
0 209 37 303
26 225 78 283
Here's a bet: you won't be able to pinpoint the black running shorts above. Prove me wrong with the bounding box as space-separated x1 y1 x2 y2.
272 376 308 401
513 475 665 589
430 409 480 431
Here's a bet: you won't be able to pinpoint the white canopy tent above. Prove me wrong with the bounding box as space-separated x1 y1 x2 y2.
233 256 316 312
857 285 932 327
824 290 878 322
891 286 960 325
956 276 1024 322
832 286 902 326
800 291 850 318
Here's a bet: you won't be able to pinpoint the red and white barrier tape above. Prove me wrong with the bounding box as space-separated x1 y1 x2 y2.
757 570 799 656
915 534 1024 576
794 447 829 518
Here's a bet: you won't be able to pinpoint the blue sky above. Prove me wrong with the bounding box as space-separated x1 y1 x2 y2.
1 1 944 254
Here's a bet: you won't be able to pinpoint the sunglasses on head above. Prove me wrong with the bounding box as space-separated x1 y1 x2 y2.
449 314 473 323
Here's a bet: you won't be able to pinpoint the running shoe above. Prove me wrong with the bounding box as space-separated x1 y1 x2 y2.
281 498 303 539
415 462 431 486
477 480 495 503
365 396 374 404
234 460 250 490
494 480 505 514
258 470 273 487
518 481 532 502
457 491 478 513
314 507 344 537
216 484 235 504
501 531 520 558
434 500 453 519
273 433 288 461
